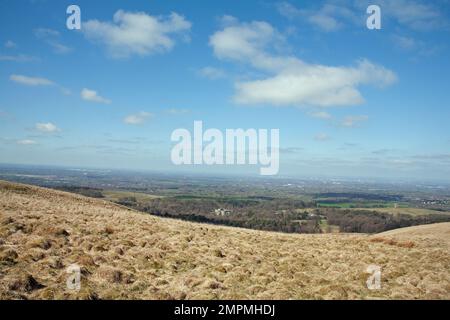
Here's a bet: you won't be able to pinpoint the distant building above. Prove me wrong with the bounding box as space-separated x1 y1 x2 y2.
214 208 232 217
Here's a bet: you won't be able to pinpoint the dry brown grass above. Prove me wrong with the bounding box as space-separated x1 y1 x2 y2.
0 180 449 300
369 237 416 248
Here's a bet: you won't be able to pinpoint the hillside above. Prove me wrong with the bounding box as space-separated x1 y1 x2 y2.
0 180 449 300
376 223 450 246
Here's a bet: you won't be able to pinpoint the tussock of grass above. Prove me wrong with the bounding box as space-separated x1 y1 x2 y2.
0 180 449 300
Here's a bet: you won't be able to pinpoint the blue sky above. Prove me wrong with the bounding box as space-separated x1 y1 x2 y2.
0 0 449 181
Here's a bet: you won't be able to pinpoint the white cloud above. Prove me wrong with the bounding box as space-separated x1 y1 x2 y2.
309 111 332 120
233 60 396 107
83 10 191 58
392 35 418 50
124 112 153 125
35 122 60 133
17 139 37 145
391 34 437 57
279 1 448 32
48 41 72 54
81 88 111 104
210 20 283 64
276 2 358 32
209 17 396 108
198 67 226 79
276 2 303 20
10 74 54 86
314 133 331 141
340 115 369 128
5 40 16 48
308 13 342 32
355 0 448 31
10 74 70 95
370 0 443 31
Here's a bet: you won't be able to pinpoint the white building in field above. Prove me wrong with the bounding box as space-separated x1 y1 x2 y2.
214 208 232 217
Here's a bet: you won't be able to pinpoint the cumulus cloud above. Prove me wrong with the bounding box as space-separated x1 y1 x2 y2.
209 17 396 108
83 10 191 58
340 115 369 128
10 74 54 86
234 59 396 107
124 112 153 125
210 20 284 64
81 88 111 104
35 122 60 133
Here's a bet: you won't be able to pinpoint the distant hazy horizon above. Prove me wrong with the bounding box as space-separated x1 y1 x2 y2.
1 162 450 186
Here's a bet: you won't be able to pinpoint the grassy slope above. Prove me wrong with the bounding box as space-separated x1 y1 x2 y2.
377 223 450 245
0 180 449 300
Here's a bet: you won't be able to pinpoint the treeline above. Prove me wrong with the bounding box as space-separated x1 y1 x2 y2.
102 192 450 235
123 197 320 234
148 210 321 234
325 209 450 233
135 197 310 217
55 186 104 198
316 193 403 202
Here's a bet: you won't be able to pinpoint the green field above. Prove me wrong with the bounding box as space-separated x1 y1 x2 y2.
317 202 409 209
349 207 450 217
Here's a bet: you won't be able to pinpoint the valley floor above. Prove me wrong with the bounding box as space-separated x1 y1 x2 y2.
0 180 449 299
